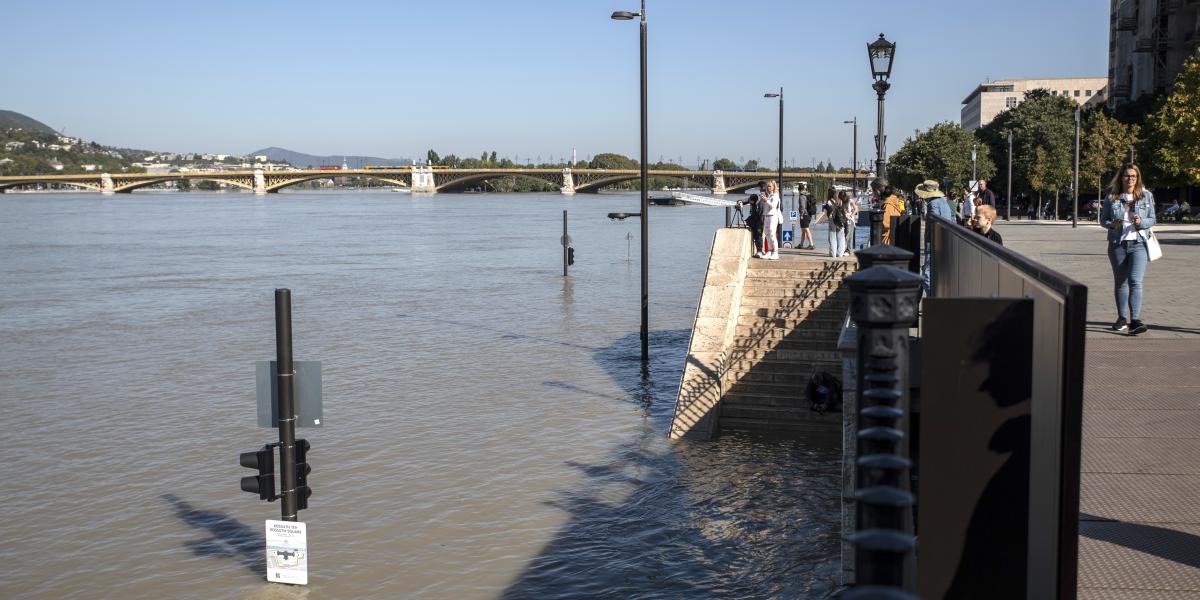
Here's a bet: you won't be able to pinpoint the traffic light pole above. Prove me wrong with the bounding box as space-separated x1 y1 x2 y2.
275 289 299 521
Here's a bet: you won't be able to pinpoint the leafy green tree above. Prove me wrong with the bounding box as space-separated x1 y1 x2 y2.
1081 109 1139 202
815 161 826 173
1141 54 1200 186
489 151 497 165
589 152 638 170
979 89 1076 202
712 158 737 171
743 159 760 171
426 149 440 165
887 121 996 191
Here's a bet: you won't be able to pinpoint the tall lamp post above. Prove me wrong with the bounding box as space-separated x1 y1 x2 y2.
867 34 896 182
764 88 784 204
844 118 858 194
1006 130 1013 221
612 1 649 364
971 143 978 186
1073 106 1080 228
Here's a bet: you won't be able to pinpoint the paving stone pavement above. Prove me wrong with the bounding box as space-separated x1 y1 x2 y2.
1001 221 1200 598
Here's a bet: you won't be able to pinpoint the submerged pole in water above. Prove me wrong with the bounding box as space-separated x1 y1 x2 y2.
275 289 299 522
563 210 569 277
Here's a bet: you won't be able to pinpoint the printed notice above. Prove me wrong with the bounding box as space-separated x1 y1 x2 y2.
265 520 308 585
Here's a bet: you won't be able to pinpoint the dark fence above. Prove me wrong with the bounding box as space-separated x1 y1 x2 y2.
922 213 1087 599
889 214 922 273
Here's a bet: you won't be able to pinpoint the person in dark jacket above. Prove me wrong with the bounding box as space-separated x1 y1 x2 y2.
973 204 1003 245
742 193 763 256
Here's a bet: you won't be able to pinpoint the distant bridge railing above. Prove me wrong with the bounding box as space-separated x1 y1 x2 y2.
0 167 856 195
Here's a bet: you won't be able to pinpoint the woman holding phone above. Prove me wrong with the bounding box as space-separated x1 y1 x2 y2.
758 180 782 260
1099 163 1156 335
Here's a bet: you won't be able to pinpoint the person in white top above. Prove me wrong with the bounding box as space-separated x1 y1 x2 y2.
1099 164 1156 335
757 180 783 260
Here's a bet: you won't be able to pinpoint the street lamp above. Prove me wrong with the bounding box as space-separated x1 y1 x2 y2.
843 118 858 195
971 143 978 187
1073 106 1080 228
1006 130 1013 221
867 33 896 182
764 88 783 203
612 0 649 364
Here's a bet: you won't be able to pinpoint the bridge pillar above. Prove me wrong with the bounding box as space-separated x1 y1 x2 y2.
411 167 436 194
711 170 727 195
253 169 267 195
560 168 575 195
101 173 115 195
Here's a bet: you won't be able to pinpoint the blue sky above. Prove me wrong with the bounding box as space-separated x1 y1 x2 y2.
3 0 1106 167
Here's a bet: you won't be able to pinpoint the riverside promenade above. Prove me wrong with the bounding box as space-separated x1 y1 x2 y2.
1002 220 1200 598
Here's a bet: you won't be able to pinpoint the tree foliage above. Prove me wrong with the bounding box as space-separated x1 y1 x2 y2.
712 158 737 172
1081 110 1138 198
978 89 1077 197
887 121 996 192
1141 54 1200 187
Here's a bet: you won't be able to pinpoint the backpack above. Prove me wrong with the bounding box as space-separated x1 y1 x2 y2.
831 204 846 228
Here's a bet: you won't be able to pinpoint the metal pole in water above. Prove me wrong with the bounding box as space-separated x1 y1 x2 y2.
275 289 298 522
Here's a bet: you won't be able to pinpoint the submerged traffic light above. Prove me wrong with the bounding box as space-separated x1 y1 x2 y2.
295 439 312 511
567 247 575 266
239 446 276 501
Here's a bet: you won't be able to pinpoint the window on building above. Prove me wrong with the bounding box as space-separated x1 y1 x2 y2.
1006 96 1018 108
1051 91 1058 95
1086 90 1093 96
1063 90 1069 96
1074 89 1081 97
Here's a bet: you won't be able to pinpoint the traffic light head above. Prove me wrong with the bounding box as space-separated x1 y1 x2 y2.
295 439 312 511
239 447 276 501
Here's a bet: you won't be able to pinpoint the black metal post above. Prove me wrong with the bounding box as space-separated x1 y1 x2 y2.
638 0 648 364
1007 130 1013 221
845 263 921 600
777 88 784 202
874 82 890 181
563 209 569 276
274 289 298 522
870 210 884 246
1072 107 1080 228
852 118 858 194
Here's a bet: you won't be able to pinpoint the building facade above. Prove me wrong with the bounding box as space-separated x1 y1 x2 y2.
961 78 1109 131
1108 0 1200 108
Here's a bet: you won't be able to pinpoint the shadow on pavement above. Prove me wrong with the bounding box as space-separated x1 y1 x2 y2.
161 494 265 576
1080 512 1200 569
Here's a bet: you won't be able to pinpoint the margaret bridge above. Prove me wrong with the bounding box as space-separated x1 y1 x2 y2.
0 167 856 195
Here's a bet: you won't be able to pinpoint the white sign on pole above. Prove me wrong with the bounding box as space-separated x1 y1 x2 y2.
789 210 799 221
265 520 308 585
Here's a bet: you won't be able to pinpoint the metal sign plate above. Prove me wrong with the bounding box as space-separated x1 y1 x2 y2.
265 520 308 585
789 210 799 221
256 361 323 428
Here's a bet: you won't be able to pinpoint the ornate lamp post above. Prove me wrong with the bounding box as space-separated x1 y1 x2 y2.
612 1 649 364
867 34 896 182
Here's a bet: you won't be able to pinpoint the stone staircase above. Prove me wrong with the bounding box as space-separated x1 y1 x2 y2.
717 257 855 435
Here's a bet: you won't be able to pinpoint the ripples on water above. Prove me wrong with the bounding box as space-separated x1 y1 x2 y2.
0 190 841 599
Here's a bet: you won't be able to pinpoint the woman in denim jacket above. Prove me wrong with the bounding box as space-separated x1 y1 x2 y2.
1099 164 1156 335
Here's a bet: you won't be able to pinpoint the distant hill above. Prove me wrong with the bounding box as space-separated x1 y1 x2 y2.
248 146 413 169
0 110 58 135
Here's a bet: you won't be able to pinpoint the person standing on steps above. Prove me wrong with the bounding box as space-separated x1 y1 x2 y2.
842 190 858 254
758 180 783 260
880 184 905 245
824 189 847 257
798 184 816 250
1100 163 1156 336
743 193 764 257
914 180 955 294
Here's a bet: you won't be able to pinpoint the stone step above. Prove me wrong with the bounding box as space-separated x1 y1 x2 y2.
730 330 841 347
743 277 846 290
738 298 848 311
719 403 841 424
736 315 847 329
722 379 811 397
726 347 842 362
741 286 848 299
718 415 842 435
721 369 815 385
746 261 856 273
724 357 843 375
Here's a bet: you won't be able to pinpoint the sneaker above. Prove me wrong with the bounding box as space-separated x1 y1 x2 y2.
1111 317 1128 332
767 254 780 260
1129 320 1147 335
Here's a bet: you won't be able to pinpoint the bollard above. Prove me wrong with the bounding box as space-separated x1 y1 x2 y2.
844 265 922 599
870 210 884 246
855 243 912 271
726 206 733 228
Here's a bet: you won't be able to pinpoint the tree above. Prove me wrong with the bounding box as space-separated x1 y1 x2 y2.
489 151 497 165
978 89 1076 203
744 159 760 171
887 121 997 191
589 152 638 170
1141 54 1200 187
426 149 440 165
1081 109 1139 202
815 161 826 173
712 158 738 172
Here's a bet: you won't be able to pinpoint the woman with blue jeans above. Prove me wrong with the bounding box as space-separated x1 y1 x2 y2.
1100 164 1156 335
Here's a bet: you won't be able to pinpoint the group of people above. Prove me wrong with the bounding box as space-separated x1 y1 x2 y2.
740 180 861 260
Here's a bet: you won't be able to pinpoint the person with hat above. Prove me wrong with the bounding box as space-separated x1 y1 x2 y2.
915 179 955 294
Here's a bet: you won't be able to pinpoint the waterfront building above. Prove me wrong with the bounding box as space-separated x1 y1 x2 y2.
1108 0 1200 108
961 77 1109 131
